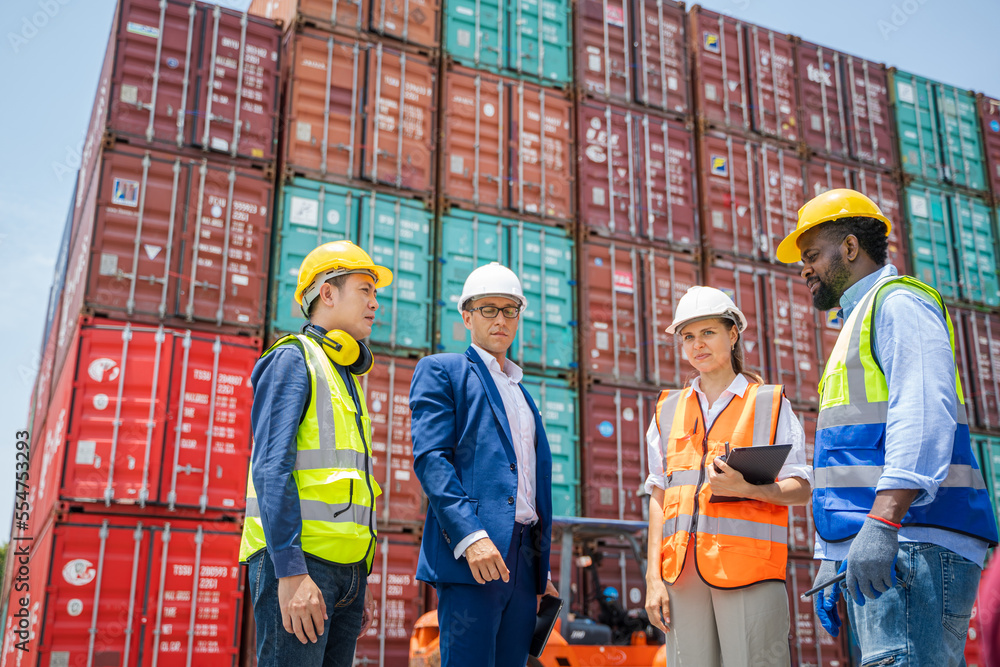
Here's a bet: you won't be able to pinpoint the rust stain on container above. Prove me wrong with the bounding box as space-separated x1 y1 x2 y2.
746 24 797 143
688 6 750 134
797 39 849 160
642 249 700 388
442 65 574 220
698 130 759 259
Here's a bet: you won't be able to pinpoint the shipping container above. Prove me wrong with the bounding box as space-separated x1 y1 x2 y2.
705 257 767 380
29 318 258 523
854 168 908 272
641 248 700 388
360 356 425 526
891 70 987 191
966 310 1000 431
574 0 687 114
842 55 896 169
796 39 849 160
757 142 805 262
78 0 280 187
0 521 54 667
577 101 698 250
787 411 817 556
436 209 577 372
441 65 575 220
977 94 1000 198
443 0 572 87
356 536 426 667
972 434 1000 526
745 24 797 144
250 0 441 51
59 145 273 344
521 374 579 516
698 130 759 259
281 29 437 194
950 194 999 307
580 386 652 522
0 515 243 667
763 266 823 407
268 178 435 352
903 181 961 301
688 6 750 134
786 558 853 667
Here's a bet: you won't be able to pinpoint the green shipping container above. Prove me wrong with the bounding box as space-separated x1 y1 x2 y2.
521 374 579 516
437 209 577 372
444 0 572 86
892 70 987 191
270 177 434 352
950 195 1000 307
904 182 960 301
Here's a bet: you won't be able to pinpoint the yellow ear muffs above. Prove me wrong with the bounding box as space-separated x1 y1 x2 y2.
306 326 375 375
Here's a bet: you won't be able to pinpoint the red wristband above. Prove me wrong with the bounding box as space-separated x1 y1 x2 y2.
867 514 902 530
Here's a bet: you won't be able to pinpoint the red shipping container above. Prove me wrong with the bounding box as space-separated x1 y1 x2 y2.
763 267 823 407
2 514 243 667
442 65 574 221
632 0 689 114
0 522 54 667
978 94 1000 199
359 356 425 526
60 146 272 345
282 30 437 194
698 131 760 259
577 102 697 249
788 411 818 556
758 143 805 263
746 24 797 144
854 168 908 272
843 56 896 169
30 318 258 522
786 558 853 667
78 0 280 190
706 258 767 380
642 249 700 388
803 157 852 199
797 40 850 160
356 536 426 667
581 241 645 385
688 6 751 134
574 0 631 104
965 310 1000 431
581 387 653 521
249 0 441 51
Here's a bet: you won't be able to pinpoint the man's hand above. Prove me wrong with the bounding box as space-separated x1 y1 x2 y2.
537 579 559 611
278 574 327 644
358 586 376 638
644 578 670 633
464 538 510 584
844 517 900 605
812 560 842 637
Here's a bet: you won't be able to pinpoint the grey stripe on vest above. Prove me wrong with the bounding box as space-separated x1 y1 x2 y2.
658 390 684 475
666 470 701 488
752 385 779 447
816 401 889 430
844 282 884 407
295 447 370 472
697 515 787 544
245 497 375 525
815 464 987 490
661 513 694 539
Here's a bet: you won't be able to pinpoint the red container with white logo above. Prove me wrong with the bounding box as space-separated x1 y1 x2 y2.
705 257 767 380
796 39 850 160
360 356 426 526
1 513 243 667
642 249 700 388
697 130 760 259
29 317 259 524
762 266 823 407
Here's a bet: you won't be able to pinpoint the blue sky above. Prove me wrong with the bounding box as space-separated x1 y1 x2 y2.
0 0 998 538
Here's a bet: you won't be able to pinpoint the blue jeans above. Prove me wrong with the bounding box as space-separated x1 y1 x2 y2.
246 550 367 667
843 542 980 667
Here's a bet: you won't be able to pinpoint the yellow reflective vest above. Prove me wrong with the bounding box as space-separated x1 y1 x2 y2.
240 334 381 571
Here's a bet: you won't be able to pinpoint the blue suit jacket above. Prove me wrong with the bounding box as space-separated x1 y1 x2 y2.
409 347 553 593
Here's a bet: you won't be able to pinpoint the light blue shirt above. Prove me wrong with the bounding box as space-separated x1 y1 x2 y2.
814 265 990 568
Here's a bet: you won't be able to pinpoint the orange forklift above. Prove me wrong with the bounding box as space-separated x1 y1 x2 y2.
409 517 669 667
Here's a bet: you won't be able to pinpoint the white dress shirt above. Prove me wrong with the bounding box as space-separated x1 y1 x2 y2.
644 374 813 495
453 345 538 559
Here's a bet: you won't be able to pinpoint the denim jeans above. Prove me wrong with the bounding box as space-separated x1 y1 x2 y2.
843 542 980 667
247 550 367 667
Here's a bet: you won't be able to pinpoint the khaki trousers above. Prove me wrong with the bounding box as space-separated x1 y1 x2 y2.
665 545 791 667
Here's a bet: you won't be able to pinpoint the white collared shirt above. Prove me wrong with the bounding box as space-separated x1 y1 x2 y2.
453 345 538 559
644 374 813 494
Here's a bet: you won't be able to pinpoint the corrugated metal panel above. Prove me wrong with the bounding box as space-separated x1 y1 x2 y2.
632 0 688 114
903 182 960 301
580 387 650 521
360 356 425 526
796 39 849 160
757 143 804 263
854 168 908 272
443 0 504 73
642 249 699 388
577 102 698 250
763 267 822 407
977 94 1000 198
357 536 426 667
437 209 577 372
803 156 852 199
0 519 54 667
966 311 1000 431
575 0 631 104
521 374 579 516
698 130 759 259
786 558 853 667
933 83 987 191
441 65 574 220
745 24 797 143
688 6 750 134
950 194 999 307
706 257 767 380
842 56 896 169
787 411 817 556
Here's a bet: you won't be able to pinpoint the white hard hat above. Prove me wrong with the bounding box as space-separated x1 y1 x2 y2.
666 286 748 335
457 262 528 314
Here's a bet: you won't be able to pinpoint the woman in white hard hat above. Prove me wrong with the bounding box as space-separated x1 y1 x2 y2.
643 286 812 665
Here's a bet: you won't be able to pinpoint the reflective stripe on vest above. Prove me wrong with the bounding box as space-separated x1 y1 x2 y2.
655 383 789 589
240 334 381 568
814 275 998 545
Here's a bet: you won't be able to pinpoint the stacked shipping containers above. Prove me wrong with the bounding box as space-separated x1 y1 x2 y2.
1 1 282 665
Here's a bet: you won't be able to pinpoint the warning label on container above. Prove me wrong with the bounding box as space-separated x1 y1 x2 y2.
613 270 634 294
605 6 624 27
63 559 97 587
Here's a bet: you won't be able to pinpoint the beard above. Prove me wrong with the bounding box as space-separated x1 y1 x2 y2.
810 253 851 311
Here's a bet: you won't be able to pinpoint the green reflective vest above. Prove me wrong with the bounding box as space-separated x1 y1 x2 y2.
239 334 381 570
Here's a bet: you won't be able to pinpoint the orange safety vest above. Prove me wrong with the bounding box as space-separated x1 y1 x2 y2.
655 383 788 589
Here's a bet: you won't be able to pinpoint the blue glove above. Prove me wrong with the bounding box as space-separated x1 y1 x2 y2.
844 516 899 605
813 560 841 637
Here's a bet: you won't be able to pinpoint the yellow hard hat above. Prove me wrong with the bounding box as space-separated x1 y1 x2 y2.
295 240 393 314
775 188 892 263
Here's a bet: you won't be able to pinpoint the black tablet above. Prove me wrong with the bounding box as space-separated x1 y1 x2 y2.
529 595 564 658
709 444 793 503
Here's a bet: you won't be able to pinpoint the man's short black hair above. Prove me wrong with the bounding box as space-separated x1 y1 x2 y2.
817 216 889 266
306 274 349 318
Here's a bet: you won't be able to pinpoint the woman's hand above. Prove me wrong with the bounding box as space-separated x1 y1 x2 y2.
706 457 753 498
644 578 670 633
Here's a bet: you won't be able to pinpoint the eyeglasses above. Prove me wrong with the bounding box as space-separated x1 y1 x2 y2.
467 305 521 319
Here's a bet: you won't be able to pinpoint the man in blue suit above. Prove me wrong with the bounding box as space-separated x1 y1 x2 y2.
410 262 558 667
